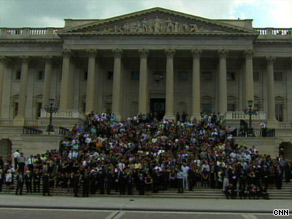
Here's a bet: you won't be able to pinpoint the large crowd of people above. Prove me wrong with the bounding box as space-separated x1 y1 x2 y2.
0 112 291 199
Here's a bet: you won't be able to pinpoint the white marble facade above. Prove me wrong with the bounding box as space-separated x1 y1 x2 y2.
0 7 291 125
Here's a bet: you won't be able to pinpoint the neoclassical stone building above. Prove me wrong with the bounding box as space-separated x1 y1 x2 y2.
0 8 292 157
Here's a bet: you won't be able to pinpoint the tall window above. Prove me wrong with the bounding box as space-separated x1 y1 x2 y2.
131 71 140 80
274 72 283 81
178 71 188 81
84 71 88 80
227 72 235 81
107 71 113 80
36 102 42 118
227 104 235 111
38 71 45 80
15 71 21 80
253 72 260 81
13 102 18 118
275 104 283 122
202 72 212 81
202 104 212 114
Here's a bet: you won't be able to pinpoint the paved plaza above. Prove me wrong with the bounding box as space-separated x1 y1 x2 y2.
0 195 291 218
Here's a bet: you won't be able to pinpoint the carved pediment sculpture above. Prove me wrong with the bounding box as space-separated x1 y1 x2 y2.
60 8 254 36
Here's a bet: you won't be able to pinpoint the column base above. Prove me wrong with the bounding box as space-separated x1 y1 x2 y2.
13 116 25 126
190 113 201 122
113 114 122 121
163 114 175 121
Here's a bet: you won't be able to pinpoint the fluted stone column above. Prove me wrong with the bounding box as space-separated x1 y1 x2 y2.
267 56 277 122
60 49 72 110
244 50 254 106
164 49 175 121
191 49 201 120
0 56 7 118
42 56 52 107
218 50 228 115
14 56 29 124
112 49 123 121
85 49 97 115
138 49 149 115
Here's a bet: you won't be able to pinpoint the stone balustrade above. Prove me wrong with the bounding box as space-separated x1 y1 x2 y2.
254 28 292 38
0 28 62 38
225 111 266 120
40 109 85 119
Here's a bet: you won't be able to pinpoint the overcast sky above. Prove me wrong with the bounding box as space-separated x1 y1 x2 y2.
0 0 291 28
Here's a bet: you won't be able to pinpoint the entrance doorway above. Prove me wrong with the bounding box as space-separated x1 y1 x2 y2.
150 98 165 120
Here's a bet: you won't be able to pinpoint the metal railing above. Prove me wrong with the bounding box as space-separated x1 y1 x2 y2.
23 126 43 135
59 127 71 136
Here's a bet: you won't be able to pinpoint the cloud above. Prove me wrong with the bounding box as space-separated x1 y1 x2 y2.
0 0 291 27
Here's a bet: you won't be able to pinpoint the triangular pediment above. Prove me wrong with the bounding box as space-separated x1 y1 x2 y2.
59 7 255 36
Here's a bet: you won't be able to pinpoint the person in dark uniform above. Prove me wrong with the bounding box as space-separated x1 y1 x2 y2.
42 172 51 196
127 171 134 195
33 169 42 193
73 172 80 197
105 170 114 195
98 170 105 194
118 171 126 195
137 173 145 195
24 170 32 193
81 171 90 197
15 171 24 195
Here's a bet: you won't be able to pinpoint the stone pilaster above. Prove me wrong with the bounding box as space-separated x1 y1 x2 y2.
60 49 72 110
218 49 228 115
244 50 254 106
0 56 7 118
14 56 29 125
191 49 201 121
164 49 175 121
266 56 277 124
112 49 123 121
42 56 53 107
85 49 98 115
138 49 149 115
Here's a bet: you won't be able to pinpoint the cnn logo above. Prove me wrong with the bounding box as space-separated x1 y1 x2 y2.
273 209 290 216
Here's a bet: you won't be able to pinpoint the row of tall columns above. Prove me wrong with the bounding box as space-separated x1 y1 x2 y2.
0 51 285 124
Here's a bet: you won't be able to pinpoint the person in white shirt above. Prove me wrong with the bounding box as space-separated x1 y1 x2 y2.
13 150 20 169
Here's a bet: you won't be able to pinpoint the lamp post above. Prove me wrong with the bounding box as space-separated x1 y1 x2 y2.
244 100 257 137
43 98 58 135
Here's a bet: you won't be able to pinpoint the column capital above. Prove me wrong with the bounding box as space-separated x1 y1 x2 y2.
20 56 30 63
0 55 8 64
43 55 53 63
165 49 176 58
191 49 201 58
87 49 98 57
218 49 228 58
266 56 276 64
112 48 123 58
138 48 149 58
62 49 72 57
244 49 254 59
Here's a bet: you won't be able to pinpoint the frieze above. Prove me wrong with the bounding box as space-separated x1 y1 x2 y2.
95 17 206 34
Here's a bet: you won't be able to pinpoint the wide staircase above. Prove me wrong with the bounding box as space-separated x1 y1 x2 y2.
2 181 291 200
